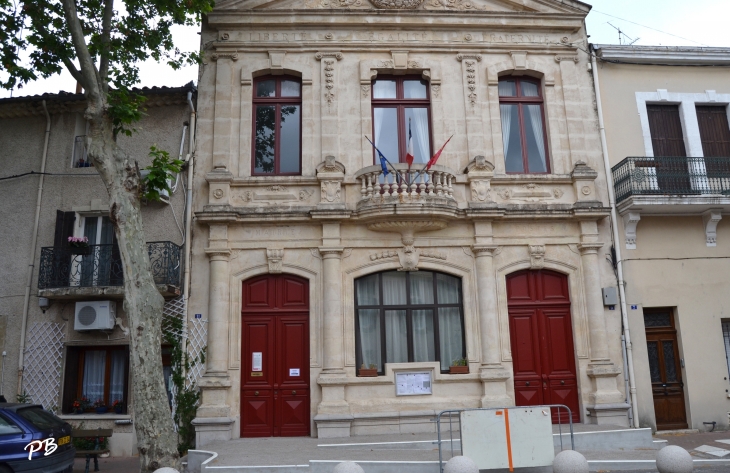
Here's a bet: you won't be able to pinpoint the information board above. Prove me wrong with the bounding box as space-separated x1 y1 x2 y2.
395 371 432 396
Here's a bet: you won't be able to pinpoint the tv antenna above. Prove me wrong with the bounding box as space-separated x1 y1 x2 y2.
608 22 640 46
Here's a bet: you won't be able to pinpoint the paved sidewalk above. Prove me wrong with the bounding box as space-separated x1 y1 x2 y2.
656 429 730 459
73 456 139 473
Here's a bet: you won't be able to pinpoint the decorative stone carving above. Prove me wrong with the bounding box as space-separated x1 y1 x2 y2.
456 53 482 62
426 0 484 9
266 249 284 274
398 245 420 271
299 189 315 202
370 250 398 261
323 60 336 106
553 188 565 198
379 60 394 68
465 61 477 106
370 0 424 9
497 189 511 200
703 210 722 247
361 85 371 98
555 55 579 63
465 157 495 204
623 212 641 250
471 181 491 202
420 249 447 260
431 85 441 98
529 245 546 269
320 181 342 203
317 155 346 174
407 60 422 69
213 189 224 199
211 52 238 61
316 156 346 208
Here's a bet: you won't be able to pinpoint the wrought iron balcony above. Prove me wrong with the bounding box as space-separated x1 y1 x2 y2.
38 241 181 293
612 157 730 204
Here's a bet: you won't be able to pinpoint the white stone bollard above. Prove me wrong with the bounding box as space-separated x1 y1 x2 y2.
153 468 180 473
333 461 365 473
444 456 479 473
553 450 589 473
656 445 693 473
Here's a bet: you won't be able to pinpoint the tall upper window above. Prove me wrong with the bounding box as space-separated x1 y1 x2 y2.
371 76 432 164
499 77 549 173
355 271 465 375
697 105 730 178
252 76 302 175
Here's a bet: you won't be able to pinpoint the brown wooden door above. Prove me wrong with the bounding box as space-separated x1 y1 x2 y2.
647 105 693 193
507 270 580 423
241 274 310 437
697 105 730 178
644 310 687 431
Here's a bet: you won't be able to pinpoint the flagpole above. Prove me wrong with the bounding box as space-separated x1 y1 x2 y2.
412 135 454 183
364 136 403 183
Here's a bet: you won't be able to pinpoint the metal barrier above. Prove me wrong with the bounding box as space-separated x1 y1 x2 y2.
436 405 574 472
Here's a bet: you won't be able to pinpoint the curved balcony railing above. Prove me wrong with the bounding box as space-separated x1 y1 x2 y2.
354 163 457 200
612 157 730 203
38 241 181 290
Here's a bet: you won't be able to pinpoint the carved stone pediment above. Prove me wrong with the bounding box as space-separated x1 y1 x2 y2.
316 155 346 174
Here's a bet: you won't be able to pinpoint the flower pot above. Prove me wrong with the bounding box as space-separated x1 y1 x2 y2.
69 246 91 256
449 365 469 374
95 406 108 414
113 406 123 414
358 368 379 377
74 408 84 414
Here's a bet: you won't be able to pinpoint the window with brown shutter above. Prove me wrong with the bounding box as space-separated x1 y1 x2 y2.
697 105 730 178
647 105 692 192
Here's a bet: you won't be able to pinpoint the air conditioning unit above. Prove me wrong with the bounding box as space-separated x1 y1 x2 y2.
74 301 116 331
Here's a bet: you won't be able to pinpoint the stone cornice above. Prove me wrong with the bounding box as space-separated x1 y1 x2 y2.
595 44 730 66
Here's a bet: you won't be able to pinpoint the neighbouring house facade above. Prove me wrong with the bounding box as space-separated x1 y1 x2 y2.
594 45 730 432
0 85 197 456
190 0 634 444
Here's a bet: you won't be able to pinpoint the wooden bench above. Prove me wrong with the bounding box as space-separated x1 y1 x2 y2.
71 428 113 473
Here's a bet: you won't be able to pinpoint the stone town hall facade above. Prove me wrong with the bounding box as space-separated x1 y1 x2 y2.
190 0 630 444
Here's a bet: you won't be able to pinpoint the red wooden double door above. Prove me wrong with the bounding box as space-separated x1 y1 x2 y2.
507 270 581 423
240 274 310 437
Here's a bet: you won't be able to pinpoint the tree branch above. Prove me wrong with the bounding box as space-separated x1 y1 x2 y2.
99 0 114 94
60 0 102 107
61 57 84 84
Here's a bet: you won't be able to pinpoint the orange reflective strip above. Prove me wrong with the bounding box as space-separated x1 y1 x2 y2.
504 409 514 472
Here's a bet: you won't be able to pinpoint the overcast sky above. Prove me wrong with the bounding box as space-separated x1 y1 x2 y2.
1 0 728 99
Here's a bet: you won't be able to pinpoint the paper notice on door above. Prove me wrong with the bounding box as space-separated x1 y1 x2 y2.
289 368 300 377
252 352 262 372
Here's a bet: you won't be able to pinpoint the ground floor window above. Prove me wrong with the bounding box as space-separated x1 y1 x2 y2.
62 345 128 414
723 320 730 379
355 270 465 375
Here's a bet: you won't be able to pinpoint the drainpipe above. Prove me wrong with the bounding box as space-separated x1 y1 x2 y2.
18 100 52 396
182 90 196 375
591 48 640 429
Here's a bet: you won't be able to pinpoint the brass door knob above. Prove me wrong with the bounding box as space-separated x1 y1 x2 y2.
292 390 297 395
561 380 565 385
525 382 530 386
254 391 259 396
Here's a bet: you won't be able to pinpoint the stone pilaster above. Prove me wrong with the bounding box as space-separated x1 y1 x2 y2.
314 246 352 437
579 220 629 426
193 230 234 446
473 245 511 407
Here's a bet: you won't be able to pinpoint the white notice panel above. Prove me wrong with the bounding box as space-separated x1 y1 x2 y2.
252 352 262 372
460 407 554 470
395 371 432 396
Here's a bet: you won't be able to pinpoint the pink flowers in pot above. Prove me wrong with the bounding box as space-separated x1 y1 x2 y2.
67 236 89 247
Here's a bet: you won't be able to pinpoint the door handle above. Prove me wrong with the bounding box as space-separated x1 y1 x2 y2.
292 390 297 396
254 391 259 396
561 380 565 385
525 382 530 386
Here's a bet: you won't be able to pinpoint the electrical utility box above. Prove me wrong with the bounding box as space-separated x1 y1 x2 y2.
602 287 619 306
460 407 554 470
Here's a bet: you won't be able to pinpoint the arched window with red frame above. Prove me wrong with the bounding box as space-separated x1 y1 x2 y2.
371 75 432 165
498 77 550 174
252 75 302 175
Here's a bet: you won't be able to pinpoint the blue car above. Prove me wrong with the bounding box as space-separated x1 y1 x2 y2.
0 404 75 473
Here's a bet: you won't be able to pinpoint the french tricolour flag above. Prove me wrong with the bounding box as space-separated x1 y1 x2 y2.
405 119 414 167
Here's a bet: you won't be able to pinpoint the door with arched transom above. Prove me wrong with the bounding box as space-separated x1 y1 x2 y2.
507 269 580 423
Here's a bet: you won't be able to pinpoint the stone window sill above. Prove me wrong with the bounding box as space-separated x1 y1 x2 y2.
58 414 131 421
